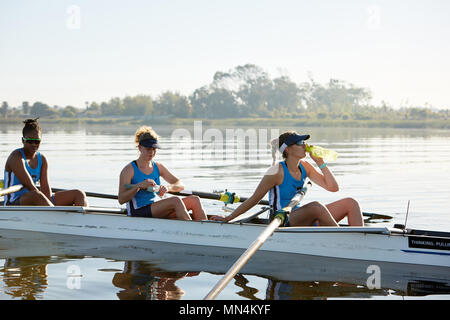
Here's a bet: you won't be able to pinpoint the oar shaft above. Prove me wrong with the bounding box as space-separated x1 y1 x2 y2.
204 181 311 300
51 188 119 200
0 184 23 197
170 190 270 206
204 216 282 300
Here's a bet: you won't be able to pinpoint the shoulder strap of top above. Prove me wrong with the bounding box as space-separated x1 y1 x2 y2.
152 161 160 176
17 149 42 166
298 161 307 182
18 148 26 160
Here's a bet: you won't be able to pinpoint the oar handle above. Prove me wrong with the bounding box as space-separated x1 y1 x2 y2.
124 184 160 192
0 184 23 197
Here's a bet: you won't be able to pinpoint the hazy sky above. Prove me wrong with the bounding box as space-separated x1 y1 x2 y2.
1 0 449 109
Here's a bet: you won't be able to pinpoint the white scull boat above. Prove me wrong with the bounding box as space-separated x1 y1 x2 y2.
0 206 449 268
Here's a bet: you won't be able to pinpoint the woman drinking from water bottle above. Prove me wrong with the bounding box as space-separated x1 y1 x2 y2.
211 131 363 227
118 126 207 221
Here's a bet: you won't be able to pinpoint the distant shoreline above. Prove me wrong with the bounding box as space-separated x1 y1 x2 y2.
1 116 449 129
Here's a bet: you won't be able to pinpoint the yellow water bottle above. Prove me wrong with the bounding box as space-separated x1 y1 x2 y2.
0 179 4 189
305 144 338 162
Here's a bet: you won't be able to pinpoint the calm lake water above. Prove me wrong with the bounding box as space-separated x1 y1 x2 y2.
1 122 449 300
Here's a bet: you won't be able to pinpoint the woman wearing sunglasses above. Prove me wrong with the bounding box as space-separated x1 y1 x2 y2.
211 131 363 227
3 118 88 206
118 126 207 221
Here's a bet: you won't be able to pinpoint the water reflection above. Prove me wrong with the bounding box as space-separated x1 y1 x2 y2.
1 124 450 299
112 261 198 300
109 261 450 300
265 279 386 300
1 233 450 300
1 257 50 300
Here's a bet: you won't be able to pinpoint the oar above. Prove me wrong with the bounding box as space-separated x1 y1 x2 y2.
52 186 392 220
170 189 262 205
0 184 23 197
51 187 119 200
204 181 312 300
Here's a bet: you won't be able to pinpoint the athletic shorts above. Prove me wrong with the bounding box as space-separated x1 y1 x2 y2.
128 203 153 218
5 197 21 206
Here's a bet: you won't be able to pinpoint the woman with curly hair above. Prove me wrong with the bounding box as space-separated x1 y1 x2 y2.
3 118 88 206
118 126 207 221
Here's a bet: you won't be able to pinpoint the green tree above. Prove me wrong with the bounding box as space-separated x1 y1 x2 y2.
122 95 153 116
22 101 30 115
268 76 303 114
190 87 240 118
301 78 372 116
1 101 8 118
86 102 101 116
62 106 78 117
212 64 273 117
101 97 124 116
154 91 191 117
31 102 57 117
190 86 209 117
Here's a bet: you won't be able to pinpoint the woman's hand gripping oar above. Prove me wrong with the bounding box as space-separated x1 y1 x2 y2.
204 181 312 300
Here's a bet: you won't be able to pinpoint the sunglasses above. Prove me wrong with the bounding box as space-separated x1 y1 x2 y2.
23 137 41 145
295 140 305 146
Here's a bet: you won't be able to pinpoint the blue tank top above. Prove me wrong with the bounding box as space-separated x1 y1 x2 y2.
3 148 42 205
269 161 306 211
126 161 160 215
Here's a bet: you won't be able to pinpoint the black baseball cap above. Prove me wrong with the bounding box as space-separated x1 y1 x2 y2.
139 138 161 148
279 133 310 153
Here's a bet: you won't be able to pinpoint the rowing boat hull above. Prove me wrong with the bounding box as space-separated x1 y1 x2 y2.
0 206 449 267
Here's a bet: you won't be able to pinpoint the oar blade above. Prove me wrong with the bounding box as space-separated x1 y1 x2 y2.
363 212 393 220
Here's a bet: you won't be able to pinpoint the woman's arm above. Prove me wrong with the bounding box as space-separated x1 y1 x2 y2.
302 158 339 192
118 164 152 205
6 151 38 192
39 155 52 200
212 164 283 222
156 162 184 193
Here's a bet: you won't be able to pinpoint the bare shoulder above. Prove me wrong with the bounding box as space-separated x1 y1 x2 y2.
154 161 168 173
5 149 22 170
40 153 48 164
264 163 282 176
120 162 134 176
154 161 164 168
263 163 284 184
8 149 22 160
300 160 313 170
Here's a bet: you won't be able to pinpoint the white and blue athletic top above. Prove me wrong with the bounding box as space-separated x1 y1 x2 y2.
269 161 306 212
3 148 42 205
126 161 160 215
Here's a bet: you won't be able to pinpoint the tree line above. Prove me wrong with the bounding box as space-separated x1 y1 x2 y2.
1 64 448 121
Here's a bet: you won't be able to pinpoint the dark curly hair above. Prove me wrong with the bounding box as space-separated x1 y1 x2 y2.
22 118 41 136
